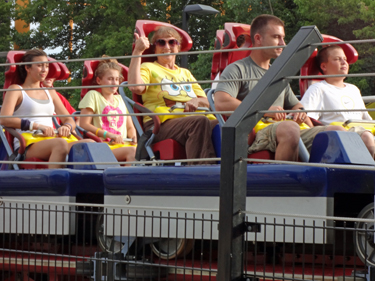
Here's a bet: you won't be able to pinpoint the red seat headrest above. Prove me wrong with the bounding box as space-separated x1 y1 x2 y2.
81 60 129 99
133 20 193 64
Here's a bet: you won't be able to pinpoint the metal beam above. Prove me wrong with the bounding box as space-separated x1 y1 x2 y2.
217 25 323 281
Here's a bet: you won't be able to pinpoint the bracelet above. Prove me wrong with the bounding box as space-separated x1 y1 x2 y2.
20 119 31 131
63 122 73 133
95 128 100 136
299 107 305 110
29 121 34 131
103 131 108 139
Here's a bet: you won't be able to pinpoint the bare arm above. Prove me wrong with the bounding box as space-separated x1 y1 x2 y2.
214 91 241 116
0 85 23 128
51 90 76 134
80 108 97 134
128 33 149 95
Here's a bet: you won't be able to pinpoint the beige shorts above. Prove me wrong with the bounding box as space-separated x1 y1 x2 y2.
248 123 328 154
348 126 370 136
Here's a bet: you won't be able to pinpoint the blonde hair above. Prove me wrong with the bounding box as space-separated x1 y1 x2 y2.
94 55 124 83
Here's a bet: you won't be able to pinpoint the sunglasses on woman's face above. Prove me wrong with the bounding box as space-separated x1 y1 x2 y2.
154 39 179 47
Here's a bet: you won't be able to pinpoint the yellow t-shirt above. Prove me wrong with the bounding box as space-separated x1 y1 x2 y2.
140 62 206 123
78 90 128 140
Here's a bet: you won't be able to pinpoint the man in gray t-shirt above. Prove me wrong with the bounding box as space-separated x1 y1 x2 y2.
214 14 341 161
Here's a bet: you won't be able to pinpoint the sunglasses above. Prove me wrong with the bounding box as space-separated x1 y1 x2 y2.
154 39 179 47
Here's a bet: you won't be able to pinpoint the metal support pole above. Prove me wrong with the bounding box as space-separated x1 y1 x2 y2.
217 26 323 281
181 12 189 68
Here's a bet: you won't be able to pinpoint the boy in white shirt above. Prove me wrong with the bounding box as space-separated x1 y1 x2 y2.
301 45 375 157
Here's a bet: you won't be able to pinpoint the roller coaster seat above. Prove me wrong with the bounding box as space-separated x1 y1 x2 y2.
211 23 252 84
131 92 187 160
78 60 131 146
2 51 72 169
299 34 358 96
4 50 66 92
133 20 193 64
130 20 197 160
1 126 47 170
81 60 129 99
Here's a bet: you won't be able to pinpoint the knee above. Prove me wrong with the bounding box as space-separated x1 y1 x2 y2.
276 122 300 142
361 131 374 146
326 125 346 131
54 139 69 154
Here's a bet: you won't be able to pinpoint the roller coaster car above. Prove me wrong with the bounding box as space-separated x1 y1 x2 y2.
4 51 65 90
299 34 358 96
129 20 197 161
2 51 73 169
211 23 252 83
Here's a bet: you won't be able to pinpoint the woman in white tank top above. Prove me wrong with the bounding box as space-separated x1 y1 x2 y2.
0 49 90 168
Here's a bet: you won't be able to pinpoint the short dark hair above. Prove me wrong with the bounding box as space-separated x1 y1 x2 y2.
250 14 284 43
316 45 344 74
18 49 47 84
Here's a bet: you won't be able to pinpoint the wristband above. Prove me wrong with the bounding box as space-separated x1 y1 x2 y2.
299 107 305 110
29 121 34 131
103 131 107 139
20 119 31 131
63 122 73 132
95 128 100 136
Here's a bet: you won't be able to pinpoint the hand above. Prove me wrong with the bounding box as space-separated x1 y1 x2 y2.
290 110 307 124
38 124 55 137
57 124 72 137
265 106 286 121
133 33 150 54
107 132 124 144
184 98 199 112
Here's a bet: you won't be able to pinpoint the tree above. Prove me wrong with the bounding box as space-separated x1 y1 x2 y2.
0 0 13 95
12 0 146 107
191 0 306 92
294 0 375 96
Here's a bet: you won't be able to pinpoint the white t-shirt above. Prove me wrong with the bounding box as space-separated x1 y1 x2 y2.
300 80 372 125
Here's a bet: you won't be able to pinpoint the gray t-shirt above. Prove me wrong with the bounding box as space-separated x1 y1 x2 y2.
215 56 299 109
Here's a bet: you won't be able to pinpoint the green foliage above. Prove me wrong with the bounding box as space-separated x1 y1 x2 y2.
190 46 214 90
11 0 145 104
0 0 13 94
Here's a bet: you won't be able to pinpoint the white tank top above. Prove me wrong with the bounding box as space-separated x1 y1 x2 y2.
13 85 55 150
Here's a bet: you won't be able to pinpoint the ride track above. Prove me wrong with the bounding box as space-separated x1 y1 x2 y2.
0 20 375 281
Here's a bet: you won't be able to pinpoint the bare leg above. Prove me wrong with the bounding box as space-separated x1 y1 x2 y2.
360 131 375 158
274 122 300 161
112 146 136 166
26 138 69 169
67 139 95 150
